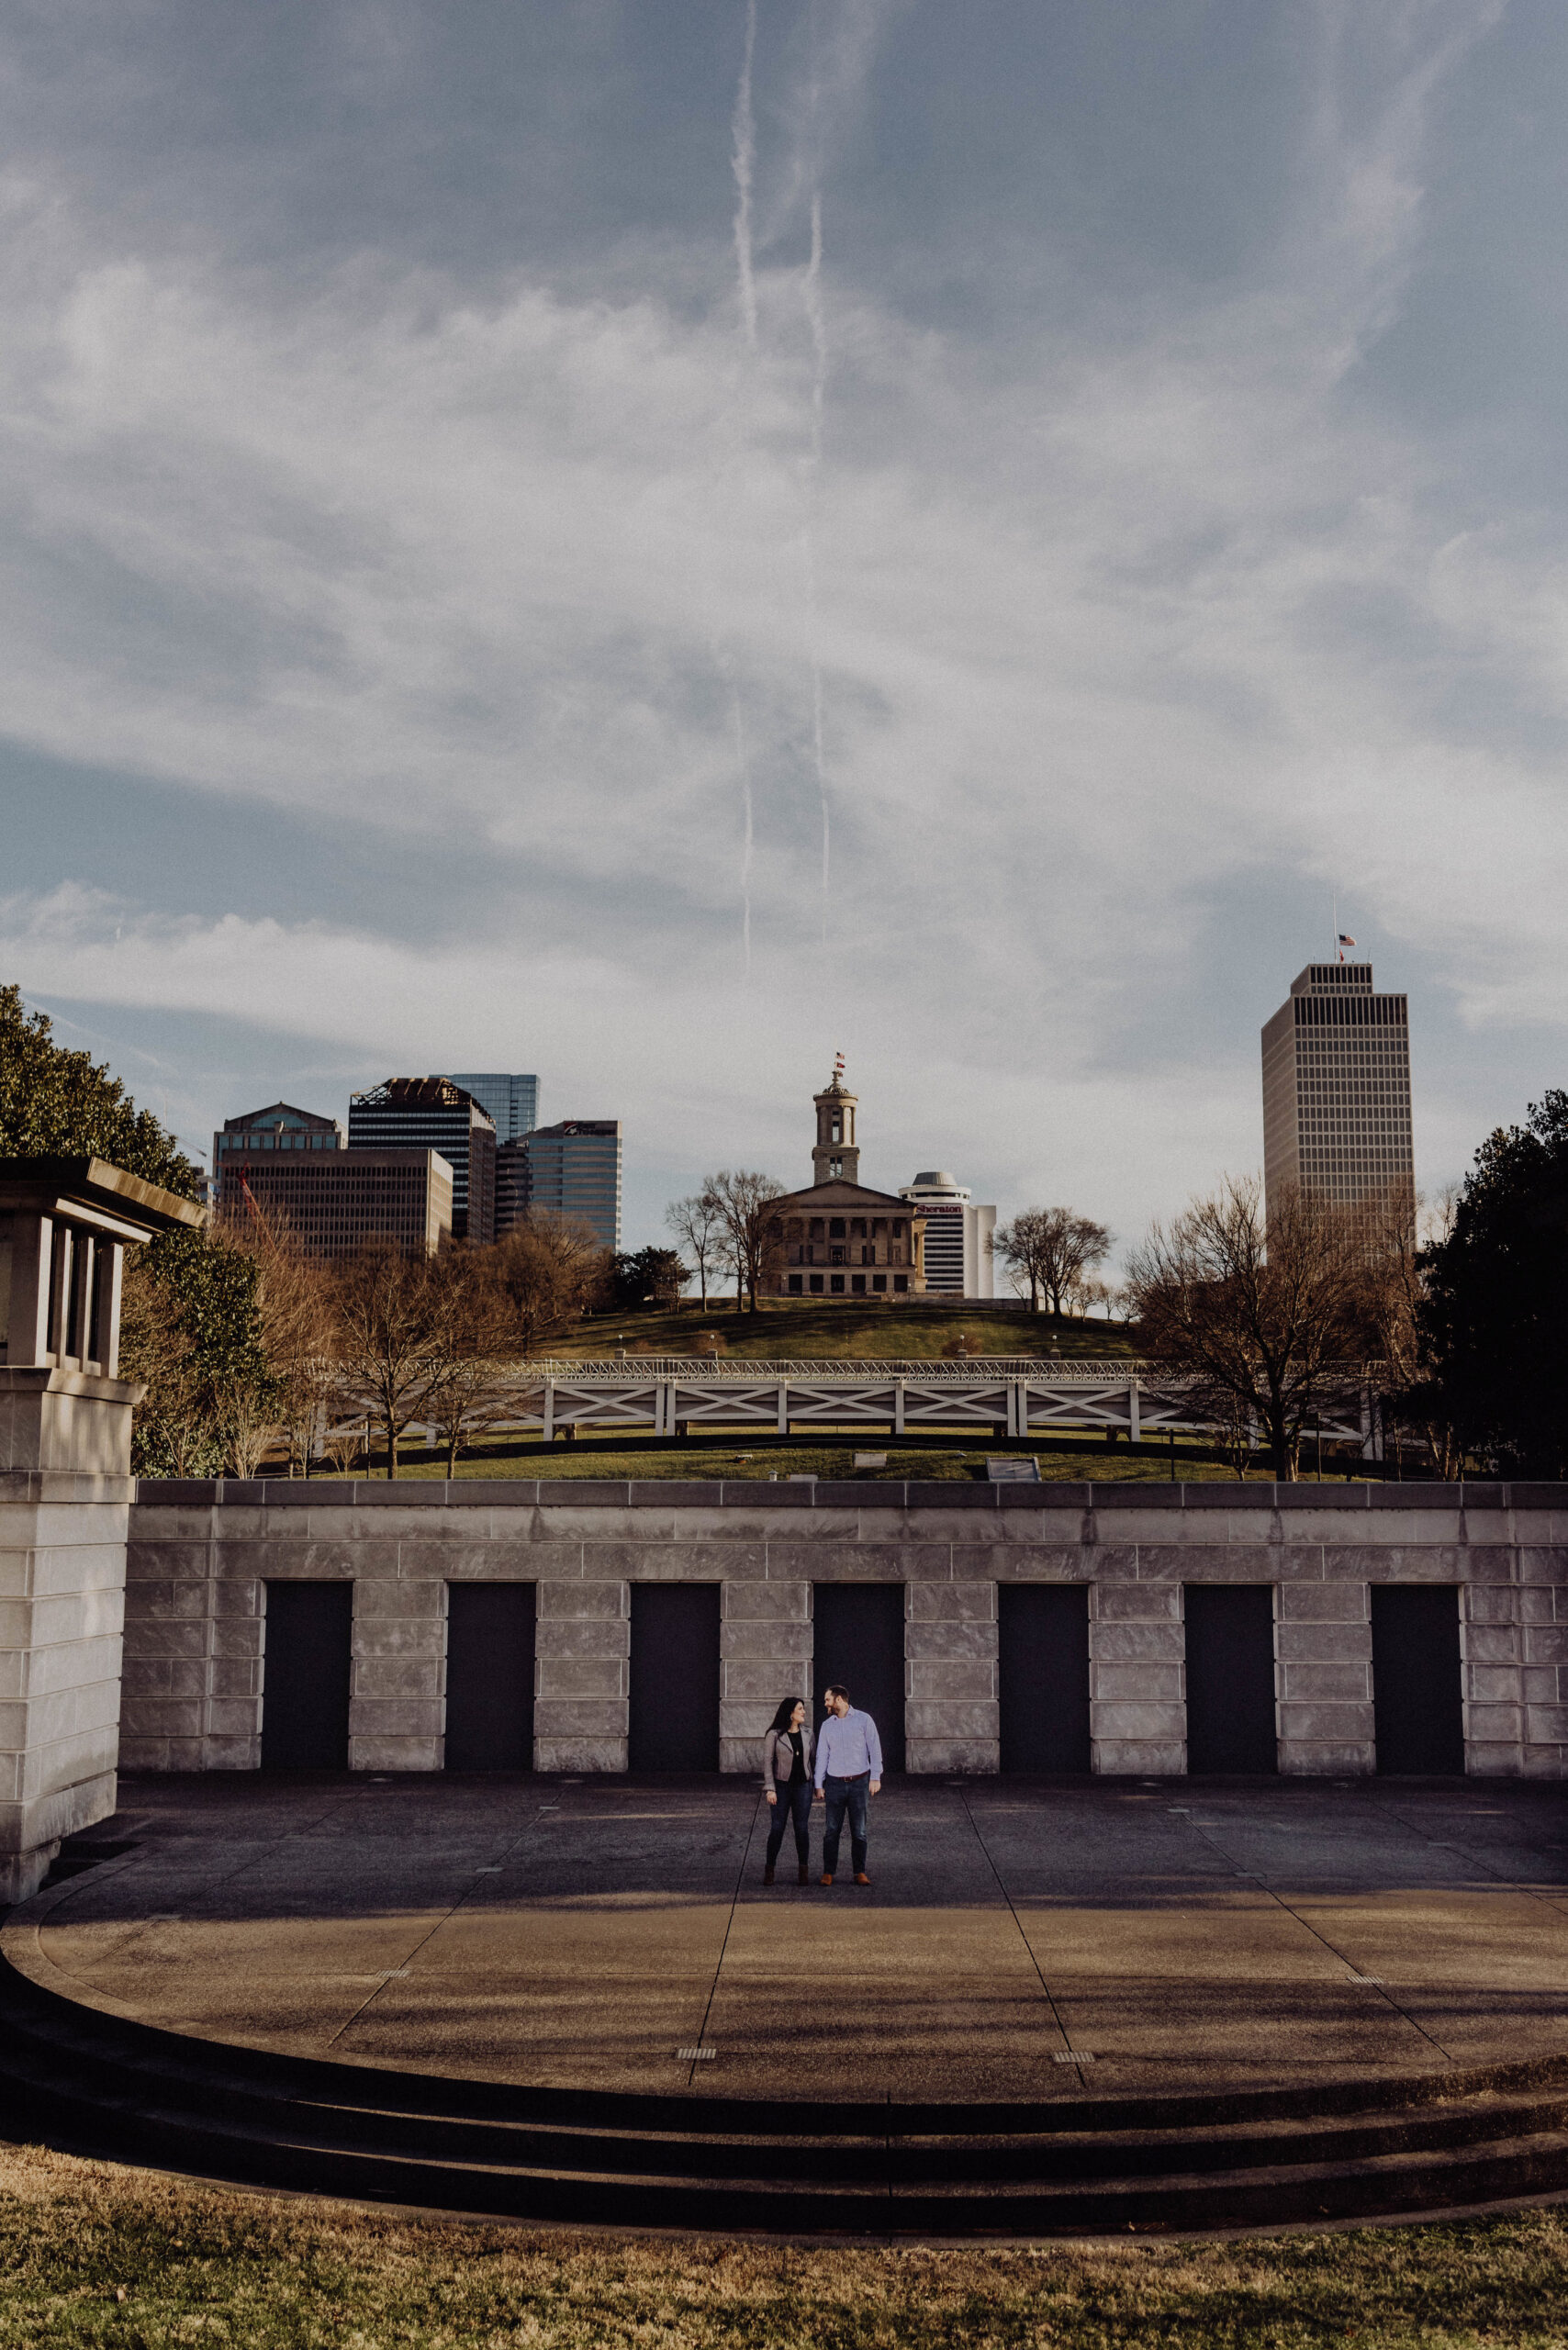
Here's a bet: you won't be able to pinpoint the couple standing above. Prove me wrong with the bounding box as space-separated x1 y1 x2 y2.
760 1686 883 1887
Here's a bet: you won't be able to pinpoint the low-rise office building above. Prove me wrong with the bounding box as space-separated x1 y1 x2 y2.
217 1149 453 1259
213 1102 344 1181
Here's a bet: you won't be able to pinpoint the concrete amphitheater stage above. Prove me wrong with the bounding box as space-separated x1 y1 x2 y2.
8 1774 1568 2106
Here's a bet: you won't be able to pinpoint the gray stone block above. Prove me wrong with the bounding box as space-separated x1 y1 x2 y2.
1525 1624 1568 1663
348 1697 443 1738
720 1661 810 1702
537 1579 626 1619
1093 1582 1181 1620
350 1620 444 1658
1278 1582 1369 1622
1093 1662 1182 1703
1280 1662 1370 1701
904 1700 998 1739
907 1739 1000 1773
534 1619 629 1661
1091 1703 1186 1741
1093 1739 1185 1774
723 1581 810 1620
1465 1701 1524 1740
1276 1622 1370 1662
721 1619 812 1661
539 1657 625 1698
351 1736 442 1772
1278 1740 1374 1774
907 1661 996 1701
356 1657 442 1699
353 1579 444 1617
1277 1703 1370 1742
903 1620 994 1662
908 1582 995 1621
1522 1665 1562 1702
533 1698 627 1737
1092 1621 1184 1663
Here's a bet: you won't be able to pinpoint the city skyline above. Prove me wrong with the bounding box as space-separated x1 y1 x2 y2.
4 6 1561 1258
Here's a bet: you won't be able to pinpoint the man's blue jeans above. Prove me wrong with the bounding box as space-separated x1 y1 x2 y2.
821 1772 869 1875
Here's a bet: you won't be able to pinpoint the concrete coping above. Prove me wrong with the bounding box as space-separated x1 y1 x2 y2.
129 1476 1544 1512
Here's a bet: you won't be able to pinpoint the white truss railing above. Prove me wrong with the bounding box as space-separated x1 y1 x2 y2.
324 1360 1377 1454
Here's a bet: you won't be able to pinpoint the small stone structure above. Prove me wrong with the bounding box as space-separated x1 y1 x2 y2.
120 1478 1568 1779
0 1158 204 1898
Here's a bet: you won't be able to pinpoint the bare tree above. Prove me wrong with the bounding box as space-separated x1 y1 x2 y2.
993 1207 1113 1316
331 1241 443 1478
1125 1175 1370 1480
492 1211 608 1355
703 1168 785 1314
421 1250 519 1475
220 1203 339 1475
666 1192 723 1312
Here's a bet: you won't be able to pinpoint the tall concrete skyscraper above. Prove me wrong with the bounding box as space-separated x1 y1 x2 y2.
1261 961 1414 1230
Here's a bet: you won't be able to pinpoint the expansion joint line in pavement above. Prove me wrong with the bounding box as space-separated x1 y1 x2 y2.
1380 1793 1568 1923
955 1789 1086 2080
680 1795 764 2087
1172 1812 1452 2061
322 1793 558 2050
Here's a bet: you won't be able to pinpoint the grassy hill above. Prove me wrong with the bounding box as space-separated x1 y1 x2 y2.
550 1297 1136 1362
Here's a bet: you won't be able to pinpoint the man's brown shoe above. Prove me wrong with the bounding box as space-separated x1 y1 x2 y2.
856 1873 871 1886
763 1864 775 1885
819 1873 833 1886
797 1864 810 1885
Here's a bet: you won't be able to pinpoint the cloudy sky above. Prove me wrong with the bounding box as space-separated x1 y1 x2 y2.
4 0 1566 1256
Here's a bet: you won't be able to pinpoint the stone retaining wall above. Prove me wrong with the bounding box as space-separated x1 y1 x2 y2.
120 1478 1568 1778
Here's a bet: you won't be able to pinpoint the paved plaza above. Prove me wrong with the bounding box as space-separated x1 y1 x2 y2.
6 1775 1568 2108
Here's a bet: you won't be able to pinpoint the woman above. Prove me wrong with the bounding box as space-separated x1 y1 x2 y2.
761 1695 814 1885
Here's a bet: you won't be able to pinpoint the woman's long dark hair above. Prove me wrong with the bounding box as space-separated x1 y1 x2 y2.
769 1695 803 1734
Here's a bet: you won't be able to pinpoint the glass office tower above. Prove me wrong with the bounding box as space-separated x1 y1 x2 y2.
442 1073 539 1144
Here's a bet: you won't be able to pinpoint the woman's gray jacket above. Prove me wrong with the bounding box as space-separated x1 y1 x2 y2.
762 1723 815 1794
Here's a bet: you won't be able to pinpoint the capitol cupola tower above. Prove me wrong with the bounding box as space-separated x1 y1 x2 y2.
812 1053 860 1186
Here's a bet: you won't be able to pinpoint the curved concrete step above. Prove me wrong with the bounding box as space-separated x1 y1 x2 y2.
6 1956 1568 2233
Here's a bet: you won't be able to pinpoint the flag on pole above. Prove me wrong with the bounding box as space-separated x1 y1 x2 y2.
1338 934 1357 946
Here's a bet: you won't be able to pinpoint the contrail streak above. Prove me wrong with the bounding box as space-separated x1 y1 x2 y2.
733 678 754 976
802 185 829 938
731 0 758 349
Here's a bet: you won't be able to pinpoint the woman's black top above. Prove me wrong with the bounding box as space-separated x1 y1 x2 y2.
787 1729 805 1776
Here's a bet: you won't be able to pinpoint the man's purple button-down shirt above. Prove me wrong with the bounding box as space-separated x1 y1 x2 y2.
815 1707 883 1786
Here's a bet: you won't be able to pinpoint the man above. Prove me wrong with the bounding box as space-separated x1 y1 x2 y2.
813 1684 882 1886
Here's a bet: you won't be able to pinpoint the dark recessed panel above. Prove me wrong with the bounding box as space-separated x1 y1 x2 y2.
1184 1584 1277 1774
999 1583 1091 1773
629 1583 721 1772
812 1583 905 1774
261 1582 353 1772
445 1583 536 1772
1372 1584 1464 1774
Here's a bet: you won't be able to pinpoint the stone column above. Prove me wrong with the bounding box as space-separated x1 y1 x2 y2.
0 1158 204 1899
534 1578 628 1773
1275 1581 1374 1774
1089 1576 1187 1774
720 1579 811 1774
904 1580 998 1773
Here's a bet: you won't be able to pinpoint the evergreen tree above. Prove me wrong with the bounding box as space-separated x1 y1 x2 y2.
1419 1091 1568 1476
0 985 200 1196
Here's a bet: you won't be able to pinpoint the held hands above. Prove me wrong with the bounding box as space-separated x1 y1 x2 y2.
766 1791 777 1805
869 1779 882 1796
814 1786 825 1803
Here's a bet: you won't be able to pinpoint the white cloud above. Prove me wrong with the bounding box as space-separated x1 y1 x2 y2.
0 0 1558 1237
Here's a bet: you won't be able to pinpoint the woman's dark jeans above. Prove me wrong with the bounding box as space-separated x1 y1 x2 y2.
765 1775 813 1865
